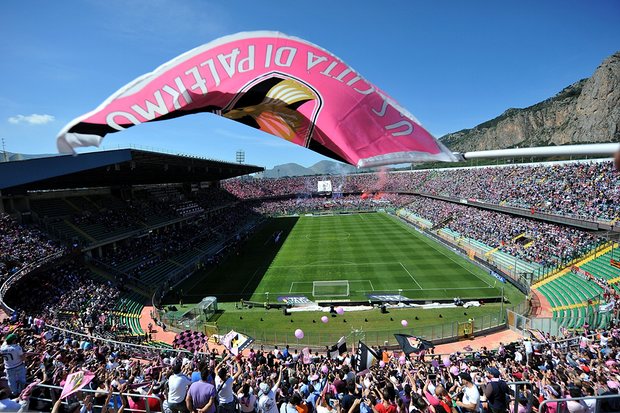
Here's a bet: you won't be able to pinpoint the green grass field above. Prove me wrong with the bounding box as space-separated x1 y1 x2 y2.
250 213 500 302
176 212 504 303
167 212 524 345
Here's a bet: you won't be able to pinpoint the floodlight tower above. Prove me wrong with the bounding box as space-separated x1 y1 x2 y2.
236 149 245 164
1 138 7 162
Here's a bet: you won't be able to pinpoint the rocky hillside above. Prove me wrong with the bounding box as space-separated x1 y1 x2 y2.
441 51 620 152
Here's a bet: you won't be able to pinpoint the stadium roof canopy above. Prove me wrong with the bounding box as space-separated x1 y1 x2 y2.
0 149 263 193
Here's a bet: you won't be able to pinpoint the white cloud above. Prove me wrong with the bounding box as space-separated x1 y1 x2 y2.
8 114 55 125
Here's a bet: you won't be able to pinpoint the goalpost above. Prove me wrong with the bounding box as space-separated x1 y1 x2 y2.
312 280 350 297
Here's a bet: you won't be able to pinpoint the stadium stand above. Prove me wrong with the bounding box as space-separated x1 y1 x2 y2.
396 196 600 270
223 160 619 224
1 151 620 411
536 272 603 329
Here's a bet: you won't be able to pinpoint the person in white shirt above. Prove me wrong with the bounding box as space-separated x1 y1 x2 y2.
280 398 298 413
566 387 586 413
0 334 26 396
523 338 533 365
215 358 242 413
258 365 283 413
167 362 192 413
601 332 609 348
455 373 480 412
582 386 597 413
514 350 523 365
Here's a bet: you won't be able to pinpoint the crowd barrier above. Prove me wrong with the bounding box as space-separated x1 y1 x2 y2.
24 379 620 413
27 382 162 413
538 394 620 412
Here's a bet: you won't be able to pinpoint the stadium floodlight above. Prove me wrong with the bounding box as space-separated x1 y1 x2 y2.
312 280 350 298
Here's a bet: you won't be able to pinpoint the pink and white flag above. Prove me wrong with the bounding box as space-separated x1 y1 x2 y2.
57 31 457 167
60 370 95 399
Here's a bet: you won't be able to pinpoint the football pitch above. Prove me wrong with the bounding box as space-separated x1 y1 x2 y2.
176 212 504 303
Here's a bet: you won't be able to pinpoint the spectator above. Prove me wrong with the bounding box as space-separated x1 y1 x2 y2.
167 362 192 413
187 367 217 413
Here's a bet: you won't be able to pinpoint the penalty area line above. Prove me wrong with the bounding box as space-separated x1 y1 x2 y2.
400 262 423 290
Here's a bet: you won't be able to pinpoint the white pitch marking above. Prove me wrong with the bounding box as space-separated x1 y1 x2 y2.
400 262 423 290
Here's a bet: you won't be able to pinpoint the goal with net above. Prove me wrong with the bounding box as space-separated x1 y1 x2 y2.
312 280 350 297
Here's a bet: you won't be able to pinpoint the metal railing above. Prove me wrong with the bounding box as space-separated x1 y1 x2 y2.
396 211 532 295
28 382 163 413
411 191 618 231
210 301 529 349
42 323 209 356
538 393 620 413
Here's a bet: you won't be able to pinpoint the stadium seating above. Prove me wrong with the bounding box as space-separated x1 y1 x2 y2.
139 260 180 285
223 160 620 223
397 200 595 271
580 251 620 287
30 198 75 218
114 292 146 337
536 272 604 329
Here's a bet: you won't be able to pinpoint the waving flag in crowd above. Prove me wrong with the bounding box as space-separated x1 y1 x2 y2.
60 370 95 399
353 341 380 373
327 336 347 359
173 330 208 353
56 31 457 168
394 334 435 354
221 330 254 356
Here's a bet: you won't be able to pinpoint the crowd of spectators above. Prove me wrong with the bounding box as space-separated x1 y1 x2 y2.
37 187 240 247
3 261 127 340
223 177 317 199
401 196 600 268
1 314 620 412
98 204 261 281
0 213 65 283
222 160 619 223
410 161 620 223
0 161 618 411
251 194 417 215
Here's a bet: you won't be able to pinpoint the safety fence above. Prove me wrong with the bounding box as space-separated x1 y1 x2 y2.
211 301 529 349
538 394 620 413
24 382 163 413
24 380 620 413
395 211 532 295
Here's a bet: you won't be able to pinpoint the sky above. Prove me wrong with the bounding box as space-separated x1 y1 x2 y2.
0 0 619 168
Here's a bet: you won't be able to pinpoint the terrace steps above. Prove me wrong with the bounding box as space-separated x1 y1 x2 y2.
64 219 96 243
531 242 615 289
63 197 85 213
551 299 601 312
537 272 604 329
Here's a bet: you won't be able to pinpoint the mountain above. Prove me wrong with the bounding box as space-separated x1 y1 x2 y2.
261 163 314 178
0 151 57 162
441 51 620 152
261 160 363 178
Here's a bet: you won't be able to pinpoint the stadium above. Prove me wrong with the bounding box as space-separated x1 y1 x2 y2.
1 145 620 410
1 3 620 412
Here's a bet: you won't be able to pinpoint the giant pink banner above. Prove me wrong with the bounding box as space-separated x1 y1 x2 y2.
57 31 457 167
